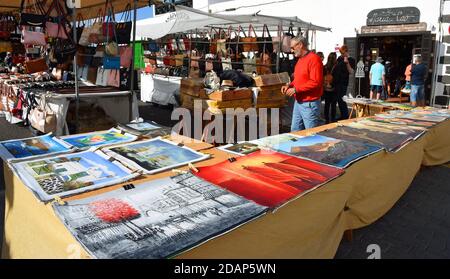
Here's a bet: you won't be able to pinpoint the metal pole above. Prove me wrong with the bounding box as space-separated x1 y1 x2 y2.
72 0 79 134
129 0 138 122
276 22 281 73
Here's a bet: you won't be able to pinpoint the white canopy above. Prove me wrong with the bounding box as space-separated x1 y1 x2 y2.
135 5 331 40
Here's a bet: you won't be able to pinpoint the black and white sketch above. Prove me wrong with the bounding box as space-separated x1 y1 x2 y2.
53 173 268 259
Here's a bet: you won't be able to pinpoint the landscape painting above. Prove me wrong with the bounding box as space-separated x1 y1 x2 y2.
194 150 344 208
117 122 173 137
317 125 413 152
0 134 73 161
356 118 427 140
11 150 139 203
217 142 260 156
103 138 210 174
347 121 426 141
53 173 267 259
369 115 436 128
60 128 138 149
269 134 382 168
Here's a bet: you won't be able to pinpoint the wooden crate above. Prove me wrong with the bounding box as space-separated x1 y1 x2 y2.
206 99 253 110
255 97 287 108
208 89 253 101
257 86 284 99
253 72 290 87
180 93 209 110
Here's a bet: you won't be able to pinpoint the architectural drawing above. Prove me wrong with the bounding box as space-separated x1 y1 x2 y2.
53 173 267 259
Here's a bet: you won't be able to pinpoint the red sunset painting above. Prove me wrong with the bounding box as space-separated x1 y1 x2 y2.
194 151 344 208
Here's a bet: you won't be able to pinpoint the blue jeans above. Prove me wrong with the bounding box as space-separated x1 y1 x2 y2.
410 85 425 102
291 99 321 132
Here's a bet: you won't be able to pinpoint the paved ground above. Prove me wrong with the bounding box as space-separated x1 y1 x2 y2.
0 101 449 258
335 164 450 259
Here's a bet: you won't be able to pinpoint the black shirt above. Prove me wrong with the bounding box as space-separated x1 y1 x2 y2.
332 56 355 87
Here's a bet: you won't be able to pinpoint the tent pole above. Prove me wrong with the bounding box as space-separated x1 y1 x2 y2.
276 22 281 73
72 0 79 134
129 0 138 122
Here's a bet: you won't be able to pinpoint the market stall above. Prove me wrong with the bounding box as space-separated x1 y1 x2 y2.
1 108 449 259
0 0 144 135
135 5 330 109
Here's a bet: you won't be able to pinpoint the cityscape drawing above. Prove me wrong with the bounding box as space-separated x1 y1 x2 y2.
53 173 267 259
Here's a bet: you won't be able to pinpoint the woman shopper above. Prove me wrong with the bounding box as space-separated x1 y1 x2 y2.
323 52 337 123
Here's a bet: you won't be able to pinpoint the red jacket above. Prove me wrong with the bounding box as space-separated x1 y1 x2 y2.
290 52 324 102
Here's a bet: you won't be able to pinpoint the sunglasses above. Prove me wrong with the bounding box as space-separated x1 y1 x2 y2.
290 42 300 50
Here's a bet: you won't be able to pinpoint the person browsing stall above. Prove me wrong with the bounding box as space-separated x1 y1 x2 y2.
281 35 323 132
410 55 427 107
369 57 385 100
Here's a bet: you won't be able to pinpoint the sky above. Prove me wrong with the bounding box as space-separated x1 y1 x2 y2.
193 0 443 58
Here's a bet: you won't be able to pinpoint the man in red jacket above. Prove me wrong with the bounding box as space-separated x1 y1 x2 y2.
281 35 323 131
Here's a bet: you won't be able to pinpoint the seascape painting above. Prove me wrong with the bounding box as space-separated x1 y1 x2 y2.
0 134 73 161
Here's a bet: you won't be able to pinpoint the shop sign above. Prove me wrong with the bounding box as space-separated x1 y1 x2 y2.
367 7 420 26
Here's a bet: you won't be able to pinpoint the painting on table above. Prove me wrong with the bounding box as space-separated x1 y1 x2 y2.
103 138 210 174
194 151 344 208
11 150 139 202
53 173 267 259
117 121 172 137
267 134 382 168
317 125 413 152
0 134 73 161
60 128 138 149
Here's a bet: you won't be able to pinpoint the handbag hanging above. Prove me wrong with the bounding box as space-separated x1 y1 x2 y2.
22 27 46 46
96 68 109 86
103 56 120 69
85 67 97 84
257 24 273 54
44 0 71 39
30 94 57 134
243 52 257 73
134 42 145 69
102 0 116 37
282 26 295 53
115 5 132 45
25 57 48 74
107 69 120 88
19 0 47 27
241 24 258 53
120 46 132 68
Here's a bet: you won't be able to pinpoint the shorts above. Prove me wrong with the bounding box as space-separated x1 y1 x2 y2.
404 81 411 90
371 85 383 93
410 85 425 102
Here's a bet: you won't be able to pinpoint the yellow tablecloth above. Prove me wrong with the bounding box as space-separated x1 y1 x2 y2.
2 120 450 259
